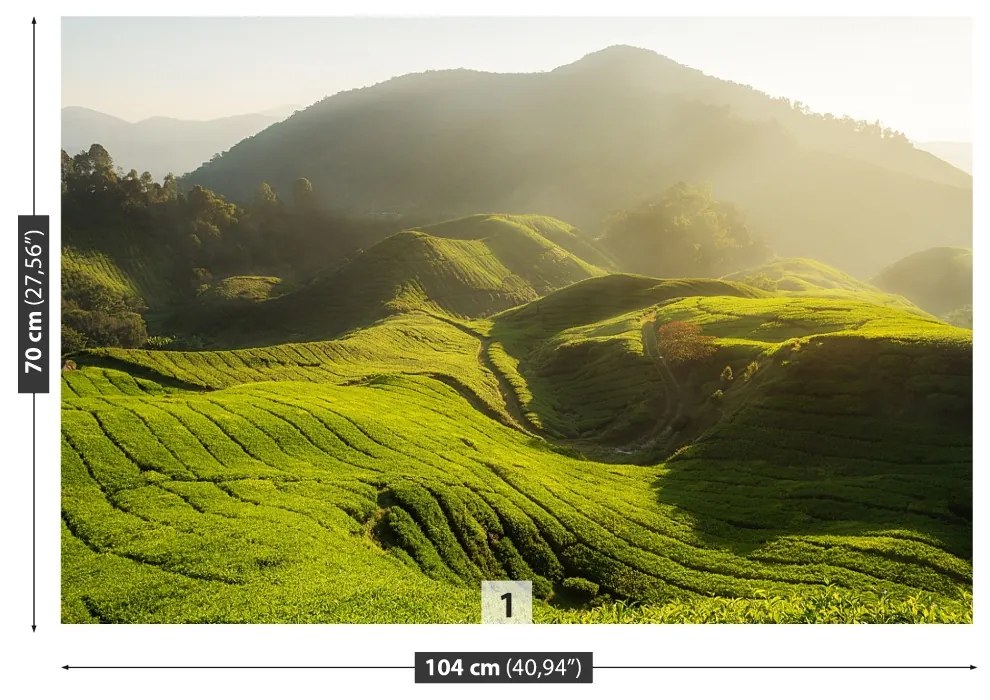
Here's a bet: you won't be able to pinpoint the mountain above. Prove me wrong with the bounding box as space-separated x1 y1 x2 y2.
62 106 293 178
872 246 972 323
185 45 971 277
918 141 972 174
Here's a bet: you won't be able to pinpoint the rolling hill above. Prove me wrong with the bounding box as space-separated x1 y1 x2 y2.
186 214 608 344
62 262 972 622
872 247 973 323
185 45 971 276
724 257 924 312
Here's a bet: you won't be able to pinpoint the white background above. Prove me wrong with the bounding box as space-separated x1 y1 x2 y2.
0 1 984 697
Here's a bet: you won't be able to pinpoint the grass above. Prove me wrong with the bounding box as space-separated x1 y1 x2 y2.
543 587 972 623
62 269 972 623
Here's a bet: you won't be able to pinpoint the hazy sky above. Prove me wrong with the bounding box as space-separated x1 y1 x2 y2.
62 17 972 142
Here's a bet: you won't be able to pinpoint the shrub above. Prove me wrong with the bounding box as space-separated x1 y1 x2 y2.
656 321 718 366
145 336 176 350
562 577 600 598
720 365 734 383
532 575 554 600
742 360 760 381
61 325 88 355
62 309 148 350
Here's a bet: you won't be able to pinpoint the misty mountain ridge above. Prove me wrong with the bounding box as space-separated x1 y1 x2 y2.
62 105 298 178
917 141 972 174
185 44 970 277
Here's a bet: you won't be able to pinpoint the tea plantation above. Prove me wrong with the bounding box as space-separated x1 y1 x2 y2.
62 243 972 623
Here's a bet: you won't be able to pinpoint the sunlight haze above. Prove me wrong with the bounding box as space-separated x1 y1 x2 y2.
62 16 971 142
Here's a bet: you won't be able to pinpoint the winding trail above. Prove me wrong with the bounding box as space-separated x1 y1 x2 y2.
421 309 695 454
419 312 546 437
640 314 684 437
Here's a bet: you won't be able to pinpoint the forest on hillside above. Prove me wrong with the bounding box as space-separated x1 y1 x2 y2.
62 144 798 352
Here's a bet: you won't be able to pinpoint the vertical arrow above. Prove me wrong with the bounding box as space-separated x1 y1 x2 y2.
32 393 36 631
31 16 37 632
32 17 36 216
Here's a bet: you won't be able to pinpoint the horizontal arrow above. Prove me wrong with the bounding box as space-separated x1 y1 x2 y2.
63 664 974 671
64 665 414 670
596 665 975 670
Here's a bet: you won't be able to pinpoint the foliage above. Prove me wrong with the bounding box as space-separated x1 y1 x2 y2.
656 320 718 366
182 45 971 277
61 260 148 354
561 577 600 601
602 182 770 278
543 587 972 624
62 273 971 622
186 215 609 345
61 144 415 345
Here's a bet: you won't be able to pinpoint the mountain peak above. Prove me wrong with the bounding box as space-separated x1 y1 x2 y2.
556 44 684 72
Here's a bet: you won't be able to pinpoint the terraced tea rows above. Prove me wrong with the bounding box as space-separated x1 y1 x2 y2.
63 270 972 623
205 215 609 344
63 368 970 621
74 312 510 421
63 241 183 308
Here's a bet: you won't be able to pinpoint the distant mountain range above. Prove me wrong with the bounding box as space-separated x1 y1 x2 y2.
917 142 972 174
184 45 971 277
62 105 299 178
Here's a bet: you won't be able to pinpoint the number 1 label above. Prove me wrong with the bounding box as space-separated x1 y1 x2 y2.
481 581 532 624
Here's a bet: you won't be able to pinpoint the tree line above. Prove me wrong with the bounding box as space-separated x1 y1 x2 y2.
61 144 406 353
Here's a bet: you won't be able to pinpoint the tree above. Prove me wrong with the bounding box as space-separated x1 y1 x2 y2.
253 182 279 207
292 177 315 208
656 321 718 366
601 182 770 278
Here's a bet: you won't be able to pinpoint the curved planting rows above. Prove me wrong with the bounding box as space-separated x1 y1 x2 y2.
62 373 971 623
74 313 508 420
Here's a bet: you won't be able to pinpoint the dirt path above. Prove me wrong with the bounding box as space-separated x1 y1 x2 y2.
423 310 689 457
419 312 545 437
639 314 686 445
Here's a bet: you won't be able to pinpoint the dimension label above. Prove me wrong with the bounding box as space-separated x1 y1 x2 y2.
19 215 49 393
415 652 592 684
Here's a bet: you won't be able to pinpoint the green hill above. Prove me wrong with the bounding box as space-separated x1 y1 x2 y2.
725 257 923 311
185 45 971 276
486 275 766 442
727 257 883 293
62 268 971 622
62 239 184 310
194 214 607 344
872 247 972 324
